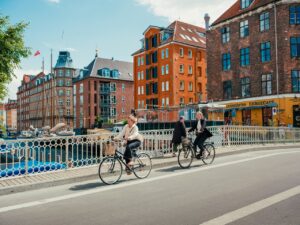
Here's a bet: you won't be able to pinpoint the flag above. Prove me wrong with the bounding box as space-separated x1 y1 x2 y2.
34 50 41 56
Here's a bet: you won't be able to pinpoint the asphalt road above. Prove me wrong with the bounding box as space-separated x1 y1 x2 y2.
0 148 299 225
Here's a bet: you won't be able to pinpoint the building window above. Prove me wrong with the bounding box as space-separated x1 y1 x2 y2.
166 81 169 91
137 57 141 66
141 86 144 95
180 81 185 90
290 5 300 25
162 82 165 91
122 108 125 113
260 12 270 31
180 97 184 105
58 89 64 96
141 57 144 65
241 0 253 9
66 70 71 77
241 77 250 97
161 66 165 75
58 79 64 87
122 83 125 92
166 64 169 74
222 53 231 71
261 42 271 62
161 50 165 59
292 70 300 93
138 72 140 80
180 48 184 57
223 81 232 100
162 98 165 107
240 20 249 38
122 96 125 101
291 37 300 58
152 82 158 94
240 47 250 66
66 98 71 106
166 97 169 106
166 48 169 58
138 86 140 95
221 27 230 43
66 90 71 96
262 74 272 95
141 71 144 80
188 65 193 75
188 82 193 91
188 49 192 58
58 69 63 77
189 98 193 104
66 80 71 86
66 109 70 116
58 99 64 106
179 64 184 73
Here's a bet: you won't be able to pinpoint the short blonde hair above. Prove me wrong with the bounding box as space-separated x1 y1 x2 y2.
196 111 203 116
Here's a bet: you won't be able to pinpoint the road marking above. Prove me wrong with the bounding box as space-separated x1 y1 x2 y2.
200 185 300 225
0 150 299 214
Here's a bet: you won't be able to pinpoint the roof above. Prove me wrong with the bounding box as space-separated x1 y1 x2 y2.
54 51 74 68
212 0 278 26
78 57 133 81
132 20 206 56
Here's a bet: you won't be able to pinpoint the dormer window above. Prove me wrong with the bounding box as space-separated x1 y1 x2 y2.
98 68 110 77
241 0 253 9
111 69 120 78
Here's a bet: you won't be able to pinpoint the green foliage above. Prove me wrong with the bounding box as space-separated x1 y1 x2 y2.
0 16 31 100
122 120 128 125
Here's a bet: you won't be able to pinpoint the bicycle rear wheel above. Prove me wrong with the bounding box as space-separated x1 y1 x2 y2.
98 157 123 185
178 146 194 169
133 153 152 179
201 144 215 165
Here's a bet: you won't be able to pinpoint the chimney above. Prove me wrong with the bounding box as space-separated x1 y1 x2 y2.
204 13 210 30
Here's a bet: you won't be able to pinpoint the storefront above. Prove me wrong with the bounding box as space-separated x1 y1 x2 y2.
212 94 300 127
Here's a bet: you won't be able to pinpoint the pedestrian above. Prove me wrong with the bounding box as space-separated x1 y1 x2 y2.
188 111 213 159
171 116 187 157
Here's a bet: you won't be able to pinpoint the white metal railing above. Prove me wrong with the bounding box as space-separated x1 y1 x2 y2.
1 125 300 179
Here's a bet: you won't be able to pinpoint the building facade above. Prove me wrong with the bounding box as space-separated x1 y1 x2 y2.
73 56 134 128
207 0 300 127
132 20 207 122
4 99 17 132
17 51 75 131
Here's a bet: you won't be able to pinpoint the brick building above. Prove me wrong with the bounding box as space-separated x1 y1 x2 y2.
132 20 207 122
73 55 134 128
4 99 17 132
17 51 75 131
207 0 300 127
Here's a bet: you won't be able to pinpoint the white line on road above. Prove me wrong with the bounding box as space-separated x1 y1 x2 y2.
0 150 299 214
200 185 300 225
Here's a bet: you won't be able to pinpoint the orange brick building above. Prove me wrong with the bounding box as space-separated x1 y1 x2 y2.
132 21 207 122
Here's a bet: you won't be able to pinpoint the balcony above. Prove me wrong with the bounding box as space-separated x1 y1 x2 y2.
100 100 111 107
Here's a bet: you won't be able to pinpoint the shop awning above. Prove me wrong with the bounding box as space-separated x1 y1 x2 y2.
225 102 278 111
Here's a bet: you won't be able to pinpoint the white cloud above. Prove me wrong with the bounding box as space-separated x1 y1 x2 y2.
4 69 48 101
135 0 236 27
48 0 60 3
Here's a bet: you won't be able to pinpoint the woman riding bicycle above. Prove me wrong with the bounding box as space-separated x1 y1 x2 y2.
113 113 143 172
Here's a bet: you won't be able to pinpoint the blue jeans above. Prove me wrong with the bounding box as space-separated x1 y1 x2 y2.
124 140 141 164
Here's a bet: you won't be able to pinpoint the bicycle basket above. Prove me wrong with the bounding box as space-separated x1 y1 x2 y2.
181 137 191 147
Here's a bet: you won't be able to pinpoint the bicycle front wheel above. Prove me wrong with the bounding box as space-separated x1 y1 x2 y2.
133 153 152 179
202 144 215 165
98 157 123 185
178 146 193 169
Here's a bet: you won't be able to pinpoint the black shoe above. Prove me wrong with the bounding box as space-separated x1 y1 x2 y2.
196 154 203 160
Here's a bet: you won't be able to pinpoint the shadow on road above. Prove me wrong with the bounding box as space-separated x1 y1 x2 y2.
157 164 203 173
69 177 138 191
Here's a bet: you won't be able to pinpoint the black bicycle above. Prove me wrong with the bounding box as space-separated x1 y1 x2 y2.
98 140 152 185
177 135 215 169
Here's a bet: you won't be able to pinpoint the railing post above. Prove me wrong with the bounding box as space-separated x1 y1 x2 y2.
25 141 29 176
65 138 69 169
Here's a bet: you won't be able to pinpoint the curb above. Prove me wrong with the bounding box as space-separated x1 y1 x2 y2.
0 144 299 196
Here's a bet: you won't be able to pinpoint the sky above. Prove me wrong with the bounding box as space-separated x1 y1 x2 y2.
0 0 235 101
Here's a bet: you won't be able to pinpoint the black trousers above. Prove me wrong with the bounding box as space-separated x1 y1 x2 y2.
193 133 207 156
124 140 141 164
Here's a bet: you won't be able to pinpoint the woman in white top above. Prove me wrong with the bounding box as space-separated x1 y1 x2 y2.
114 113 143 168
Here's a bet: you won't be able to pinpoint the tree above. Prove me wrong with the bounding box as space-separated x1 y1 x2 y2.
0 16 31 100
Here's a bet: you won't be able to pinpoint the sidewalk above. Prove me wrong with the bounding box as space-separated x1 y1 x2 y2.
0 143 299 196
